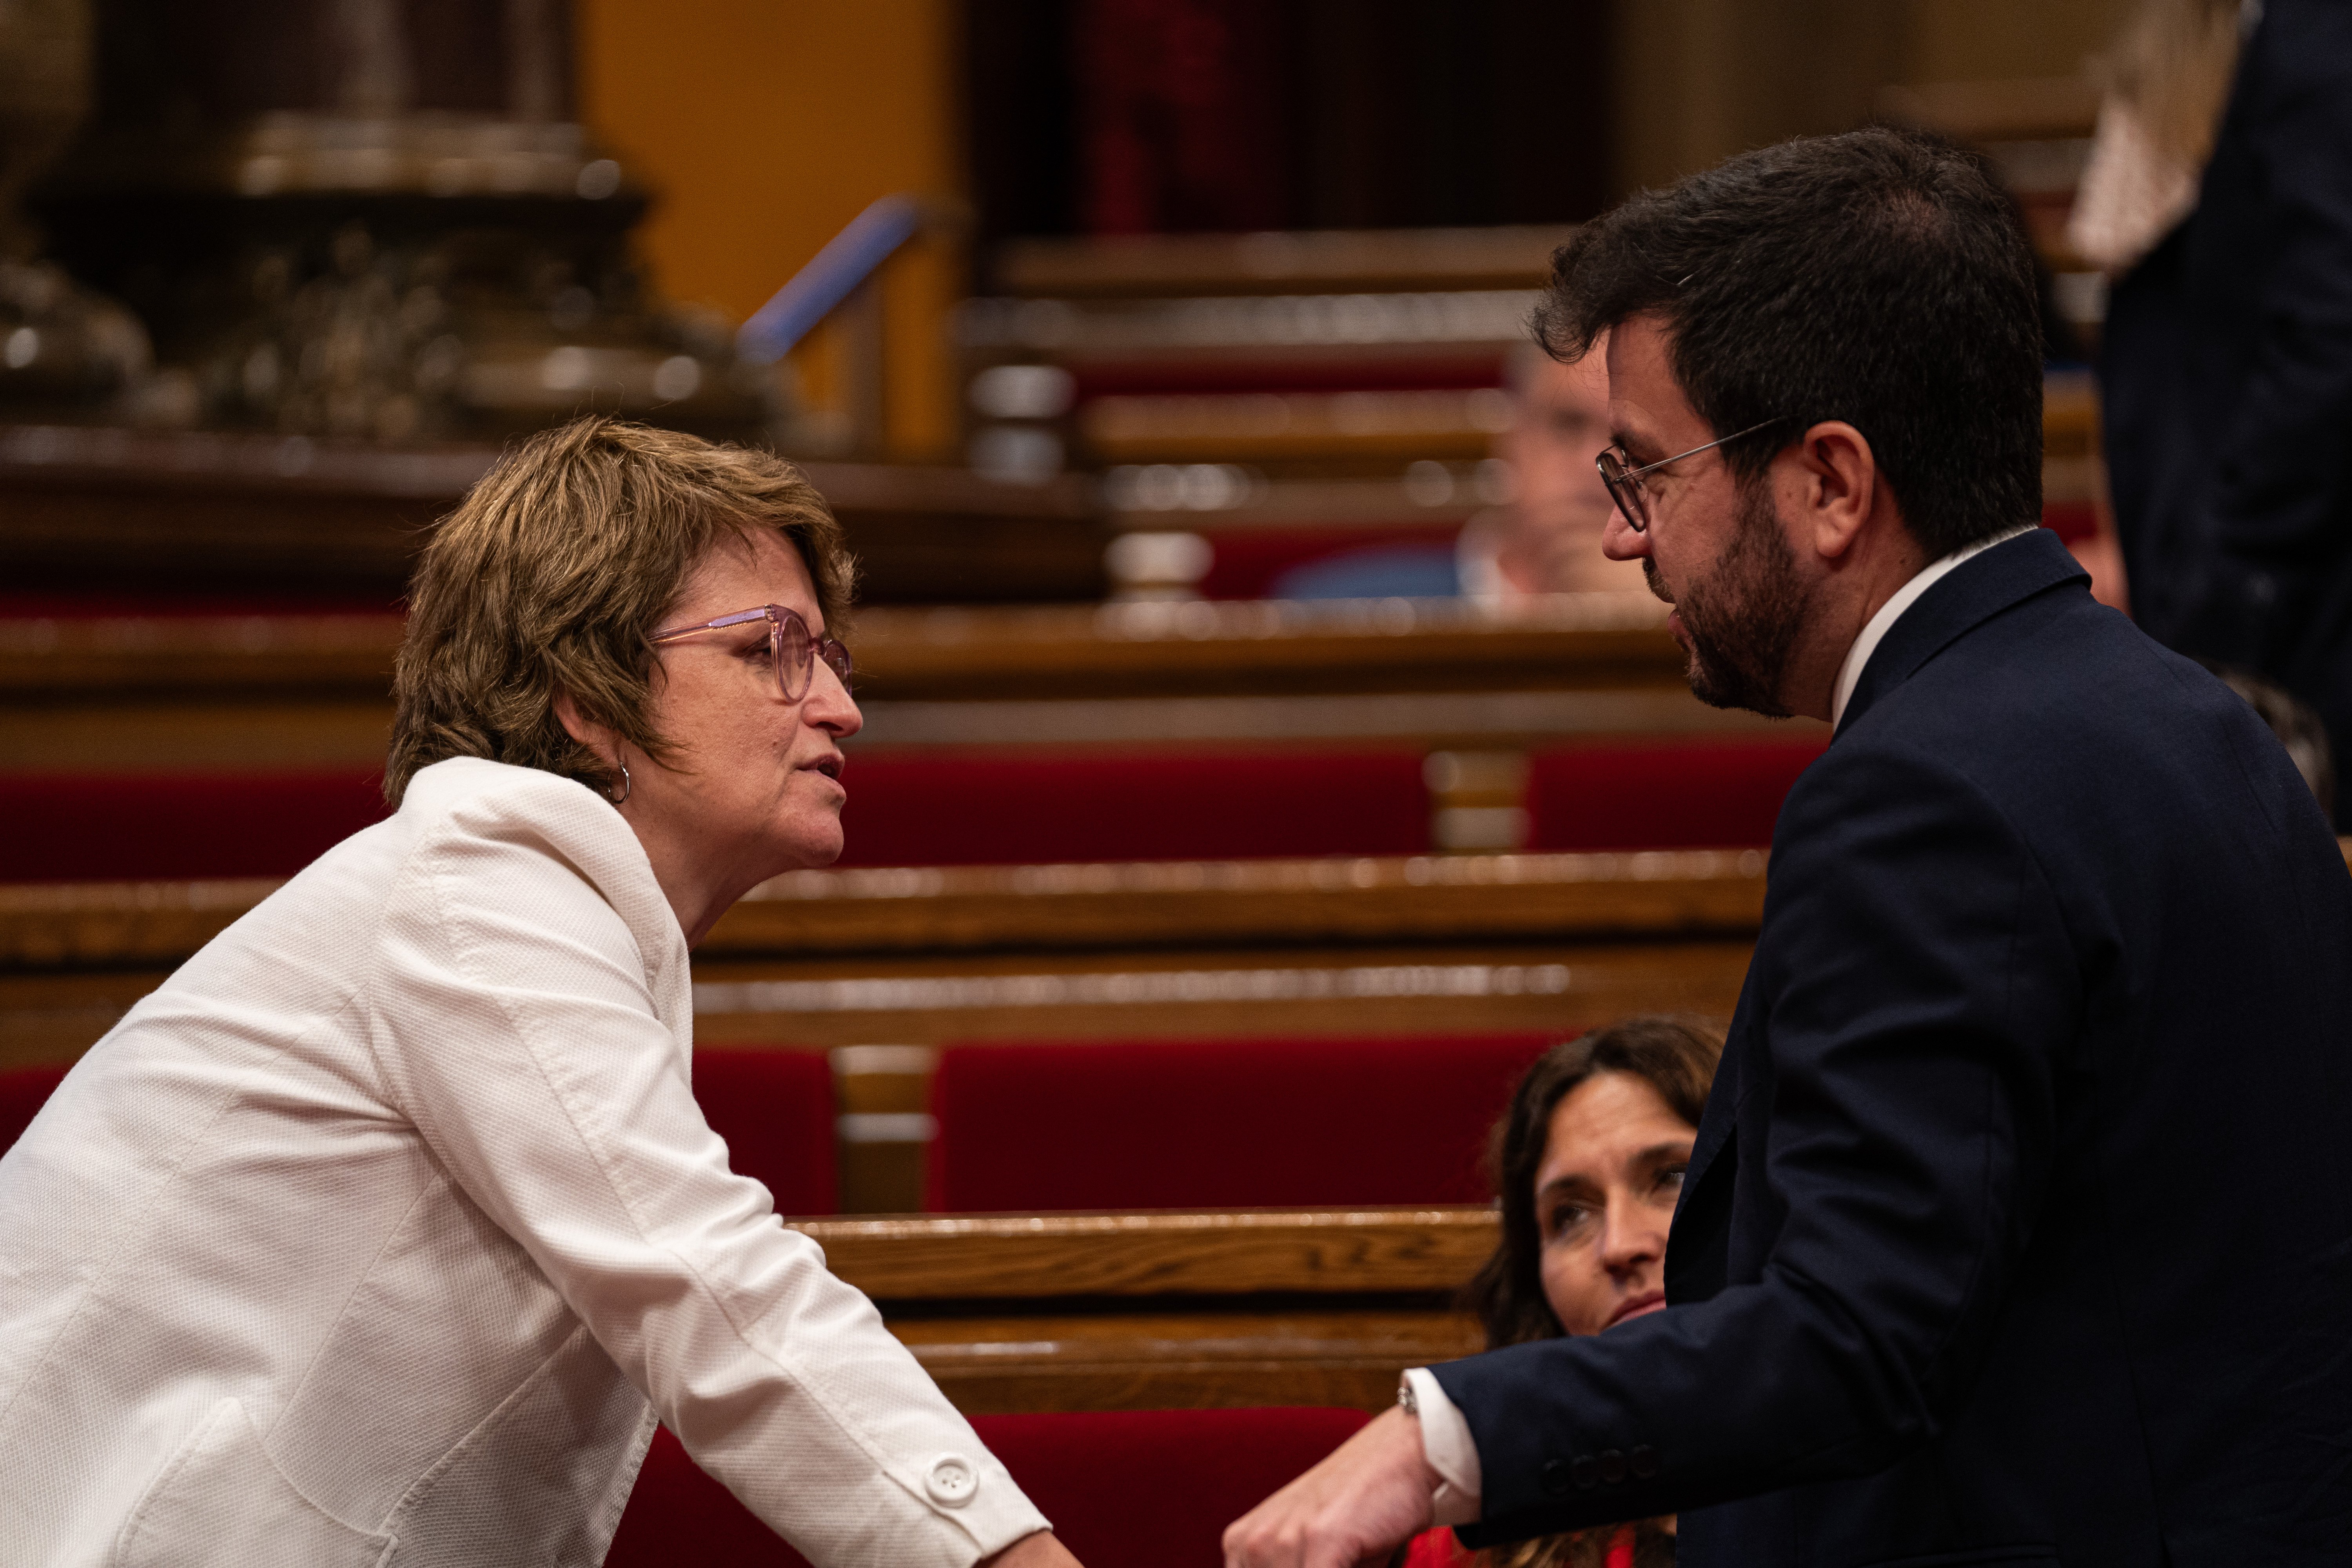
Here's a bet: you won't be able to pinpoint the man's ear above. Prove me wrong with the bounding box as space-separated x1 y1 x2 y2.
1785 420 1879 563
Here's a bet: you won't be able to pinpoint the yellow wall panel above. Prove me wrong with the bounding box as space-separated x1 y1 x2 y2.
576 0 964 459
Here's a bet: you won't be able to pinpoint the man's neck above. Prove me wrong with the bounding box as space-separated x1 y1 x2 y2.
1821 524 2036 726
1780 539 1929 723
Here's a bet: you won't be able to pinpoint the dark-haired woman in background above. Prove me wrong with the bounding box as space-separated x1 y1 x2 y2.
1403 1017 1725 1568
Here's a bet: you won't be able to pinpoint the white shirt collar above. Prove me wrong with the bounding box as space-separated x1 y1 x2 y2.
1829 525 2036 728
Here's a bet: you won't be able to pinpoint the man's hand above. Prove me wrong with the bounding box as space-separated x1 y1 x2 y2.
979 1529 1082 1568
1223 1406 1438 1568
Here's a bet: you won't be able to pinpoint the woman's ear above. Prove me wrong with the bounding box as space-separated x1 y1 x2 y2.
552 690 608 750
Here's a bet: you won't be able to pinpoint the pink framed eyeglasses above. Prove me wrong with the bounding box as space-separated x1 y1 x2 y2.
649 604 853 703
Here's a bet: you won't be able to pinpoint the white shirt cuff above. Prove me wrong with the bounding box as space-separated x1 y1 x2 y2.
1405 1367 1482 1528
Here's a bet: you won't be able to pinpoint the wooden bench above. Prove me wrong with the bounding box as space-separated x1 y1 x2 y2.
0 594 1802 772
0 424 1105 603
0 848 1769 1070
788 1206 1494 1414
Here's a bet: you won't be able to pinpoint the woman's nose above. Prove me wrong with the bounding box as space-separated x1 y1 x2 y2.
1598 1198 1665 1274
806 664 863 739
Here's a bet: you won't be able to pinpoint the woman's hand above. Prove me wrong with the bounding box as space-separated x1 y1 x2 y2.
980 1529 1084 1568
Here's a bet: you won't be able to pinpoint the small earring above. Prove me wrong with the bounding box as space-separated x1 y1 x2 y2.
610 760 632 805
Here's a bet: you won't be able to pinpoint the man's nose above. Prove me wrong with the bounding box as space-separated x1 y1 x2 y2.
1601 504 1650 562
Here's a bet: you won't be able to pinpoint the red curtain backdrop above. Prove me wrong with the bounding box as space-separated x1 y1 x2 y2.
1077 0 1289 234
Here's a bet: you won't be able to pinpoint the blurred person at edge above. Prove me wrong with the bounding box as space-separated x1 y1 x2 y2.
1226 126 2352 1568
2085 0 2352 789
1458 339 1652 602
0 419 1080 1568
1398 1019 1723 1568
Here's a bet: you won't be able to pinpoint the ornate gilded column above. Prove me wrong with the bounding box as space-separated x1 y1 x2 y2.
29 0 768 442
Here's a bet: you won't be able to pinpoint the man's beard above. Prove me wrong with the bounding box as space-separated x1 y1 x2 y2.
1646 481 1814 717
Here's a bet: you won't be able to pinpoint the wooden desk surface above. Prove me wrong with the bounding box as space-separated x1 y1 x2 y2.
0 849 1768 971
789 1206 1495 1414
0 594 1685 702
0 851 1767 1063
795 1206 1499 1300
0 424 1105 603
887 1308 1483 1414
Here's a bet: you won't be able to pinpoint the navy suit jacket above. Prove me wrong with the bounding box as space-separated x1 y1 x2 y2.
1431 529 2352 1566
2102 0 2352 791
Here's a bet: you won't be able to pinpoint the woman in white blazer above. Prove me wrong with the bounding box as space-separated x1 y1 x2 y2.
0 419 1080 1568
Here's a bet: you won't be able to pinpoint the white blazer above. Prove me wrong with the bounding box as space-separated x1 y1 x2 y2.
0 757 1047 1567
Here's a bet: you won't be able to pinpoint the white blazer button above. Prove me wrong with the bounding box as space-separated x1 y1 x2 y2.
925 1453 979 1507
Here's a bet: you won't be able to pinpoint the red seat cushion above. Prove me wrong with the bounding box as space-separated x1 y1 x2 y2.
609 1426 811 1568
0 1065 69 1152
0 772 390 883
835 750 1430 867
694 1050 837 1217
974 1407 1371 1564
606 1407 1370 1568
927 1033 1555 1212
5 751 1428 883
1194 525 1465 601
1525 739 1827 851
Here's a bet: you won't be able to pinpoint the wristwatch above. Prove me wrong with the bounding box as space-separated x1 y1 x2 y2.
1397 1375 1420 1417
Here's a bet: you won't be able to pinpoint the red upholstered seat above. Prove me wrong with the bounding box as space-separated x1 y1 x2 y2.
971 1408 1372 1564
833 750 1430 867
5 751 1428 884
1192 525 1466 601
926 1033 1556 1212
694 1049 837 1217
610 1426 809 1567
606 1407 1371 1568
0 771 390 884
0 1064 70 1152
1526 738 1828 852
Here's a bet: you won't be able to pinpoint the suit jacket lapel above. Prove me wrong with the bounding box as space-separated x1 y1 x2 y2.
1836 528 2091 737
1668 1010 1748 1303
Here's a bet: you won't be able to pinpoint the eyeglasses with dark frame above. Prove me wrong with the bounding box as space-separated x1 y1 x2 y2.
1595 417 1793 534
648 604 853 704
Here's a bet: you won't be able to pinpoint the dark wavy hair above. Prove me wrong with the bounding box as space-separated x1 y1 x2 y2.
1465 1016 1726 1348
1531 125 2044 560
1455 1017 1725 1568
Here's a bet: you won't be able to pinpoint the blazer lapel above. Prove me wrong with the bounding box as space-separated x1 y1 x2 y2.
1667 1016 1748 1303
1666 1125 1734 1303
1837 528 2091 737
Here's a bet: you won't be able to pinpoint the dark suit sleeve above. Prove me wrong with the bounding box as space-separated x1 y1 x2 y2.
2178 0 2352 664
1429 743 2082 1541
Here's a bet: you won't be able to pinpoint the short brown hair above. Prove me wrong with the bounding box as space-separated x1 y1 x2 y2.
1464 1015 1726 1349
386 417 854 806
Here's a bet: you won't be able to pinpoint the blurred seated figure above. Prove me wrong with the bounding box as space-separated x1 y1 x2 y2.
2197 659 2337 826
1402 1016 1725 1568
1458 341 1652 604
1271 338 1651 604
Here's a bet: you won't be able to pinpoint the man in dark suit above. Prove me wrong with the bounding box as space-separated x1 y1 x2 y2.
1225 127 2352 1568
2103 0 2352 801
